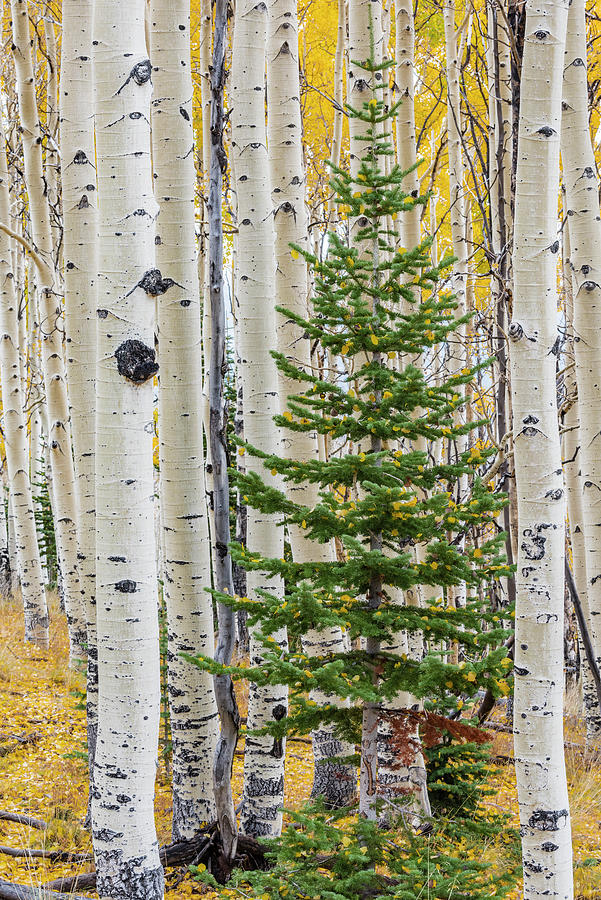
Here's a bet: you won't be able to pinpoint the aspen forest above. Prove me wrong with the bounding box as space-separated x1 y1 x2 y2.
1 0 601 897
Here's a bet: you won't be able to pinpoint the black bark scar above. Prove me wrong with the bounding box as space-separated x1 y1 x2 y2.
114 340 159 384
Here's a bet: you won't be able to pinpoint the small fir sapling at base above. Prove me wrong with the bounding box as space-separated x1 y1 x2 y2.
188 44 519 899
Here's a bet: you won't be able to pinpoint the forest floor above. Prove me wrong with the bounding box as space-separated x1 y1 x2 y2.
1 592 601 899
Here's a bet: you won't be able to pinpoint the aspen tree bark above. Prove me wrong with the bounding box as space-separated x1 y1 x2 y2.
6 484 18 591
151 0 219 839
208 0 239 862
199 1 215 539
347 0 384 820
91 0 163 895
442 0 467 614
0 472 10 598
488 0 517 612
232 0 288 838
267 0 356 808
27 276 49 586
328 0 346 218
43 12 61 268
488 0 513 254
60 0 99 806
348 0 382 183
0 121 47 645
561 0 601 744
29 407 48 584
10 0 86 664
510 0 573 894
373 0 430 820
562 223 598 740
395 0 419 251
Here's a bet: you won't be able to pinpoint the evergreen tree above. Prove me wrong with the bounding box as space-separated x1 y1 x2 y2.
191 45 519 899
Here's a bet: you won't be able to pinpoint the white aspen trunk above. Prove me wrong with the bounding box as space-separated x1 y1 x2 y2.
267 0 356 808
198 0 213 529
328 0 346 218
7 484 18 591
29 405 48 583
372 0 430 820
510 0 573 894
0 469 10 598
488 0 513 256
151 0 219 838
348 0 382 183
10 0 86 663
43 11 61 269
232 0 287 838
27 271 48 585
561 0 601 744
0 124 47 643
60 0 100 807
395 0 419 250
442 0 467 614
347 0 427 819
487 0 517 618
91 0 163 894
562 220 598 742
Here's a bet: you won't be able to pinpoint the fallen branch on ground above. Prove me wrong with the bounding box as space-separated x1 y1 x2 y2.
43 825 268 892
0 880 91 900
0 847 91 863
0 813 47 831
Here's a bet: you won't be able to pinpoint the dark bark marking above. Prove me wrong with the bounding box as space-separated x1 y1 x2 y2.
114 339 158 383
126 268 183 297
117 59 152 95
115 579 137 593
528 808 568 831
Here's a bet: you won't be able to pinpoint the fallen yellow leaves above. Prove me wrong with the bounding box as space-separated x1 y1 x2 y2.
1 595 601 899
